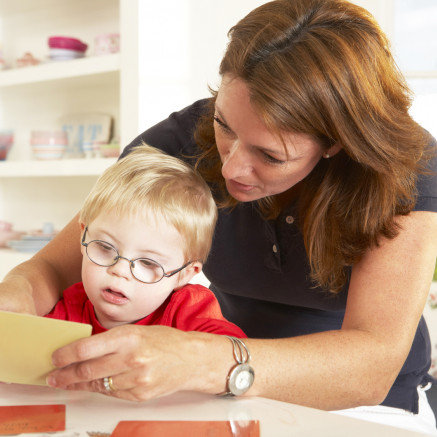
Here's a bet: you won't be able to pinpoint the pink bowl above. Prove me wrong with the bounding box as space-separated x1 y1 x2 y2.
100 144 120 158
0 230 26 247
48 36 88 53
0 130 13 160
31 130 68 146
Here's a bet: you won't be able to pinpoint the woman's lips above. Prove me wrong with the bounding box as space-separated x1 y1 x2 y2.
227 179 255 192
101 288 128 305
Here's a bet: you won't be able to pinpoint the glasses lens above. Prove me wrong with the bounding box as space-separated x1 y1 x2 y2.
87 240 118 266
132 258 165 283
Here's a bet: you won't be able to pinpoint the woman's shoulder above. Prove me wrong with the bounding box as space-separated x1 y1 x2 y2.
121 98 212 160
415 132 437 212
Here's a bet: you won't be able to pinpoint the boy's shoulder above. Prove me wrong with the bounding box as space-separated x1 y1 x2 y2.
61 282 89 304
171 283 215 303
166 283 223 319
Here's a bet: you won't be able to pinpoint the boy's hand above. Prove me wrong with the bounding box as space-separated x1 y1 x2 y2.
0 276 37 315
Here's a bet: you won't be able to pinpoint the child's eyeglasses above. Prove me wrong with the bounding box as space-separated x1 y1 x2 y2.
81 227 191 284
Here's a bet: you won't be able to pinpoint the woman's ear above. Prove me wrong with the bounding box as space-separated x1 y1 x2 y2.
324 142 342 158
174 261 203 290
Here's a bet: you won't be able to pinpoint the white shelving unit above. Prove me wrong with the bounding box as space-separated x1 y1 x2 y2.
0 0 267 279
0 52 120 87
0 0 138 274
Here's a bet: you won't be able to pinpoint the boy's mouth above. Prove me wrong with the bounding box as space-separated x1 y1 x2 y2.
101 288 129 304
106 288 126 298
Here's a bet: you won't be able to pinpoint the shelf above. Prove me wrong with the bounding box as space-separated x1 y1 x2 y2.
0 0 71 15
404 70 437 79
0 53 120 88
0 158 117 177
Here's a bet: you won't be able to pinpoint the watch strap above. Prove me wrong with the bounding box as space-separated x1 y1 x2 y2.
217 336 254 396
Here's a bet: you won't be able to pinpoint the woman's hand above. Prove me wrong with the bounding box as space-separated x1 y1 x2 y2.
47 325 229 401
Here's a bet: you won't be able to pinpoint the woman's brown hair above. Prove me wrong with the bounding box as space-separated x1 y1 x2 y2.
194 0 432 293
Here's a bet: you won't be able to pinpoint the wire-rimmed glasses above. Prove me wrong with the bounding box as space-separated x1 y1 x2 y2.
81 227 191 284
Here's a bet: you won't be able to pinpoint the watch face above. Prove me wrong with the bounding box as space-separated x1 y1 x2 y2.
229 364 255 396
235 371 252 390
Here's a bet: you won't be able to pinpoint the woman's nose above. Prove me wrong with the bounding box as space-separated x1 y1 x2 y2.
221 141 251 180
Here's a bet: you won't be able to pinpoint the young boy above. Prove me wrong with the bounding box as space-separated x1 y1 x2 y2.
45 144 245 338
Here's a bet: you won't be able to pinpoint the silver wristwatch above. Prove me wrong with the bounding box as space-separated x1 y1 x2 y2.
219 336 255 396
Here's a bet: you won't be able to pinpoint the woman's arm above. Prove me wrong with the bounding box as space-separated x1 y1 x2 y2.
248 210 437 409
46 211 437 409
0 214 83 315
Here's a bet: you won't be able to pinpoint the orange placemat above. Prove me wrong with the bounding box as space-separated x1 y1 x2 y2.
0 404 65 435
111 420 260 437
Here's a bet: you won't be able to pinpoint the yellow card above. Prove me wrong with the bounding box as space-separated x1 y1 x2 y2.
0 310 92 386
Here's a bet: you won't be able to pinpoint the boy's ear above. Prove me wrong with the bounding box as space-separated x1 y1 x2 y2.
174 261 203 290
79 222 86 254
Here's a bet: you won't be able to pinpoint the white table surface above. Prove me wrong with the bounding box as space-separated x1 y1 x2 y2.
0 383 430 436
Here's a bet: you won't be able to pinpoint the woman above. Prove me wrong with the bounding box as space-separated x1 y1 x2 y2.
1 0 436 433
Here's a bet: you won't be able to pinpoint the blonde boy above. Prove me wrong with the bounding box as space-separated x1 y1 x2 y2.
46 144 245 337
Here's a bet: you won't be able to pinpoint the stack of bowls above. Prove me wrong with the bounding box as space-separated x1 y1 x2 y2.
0 130 13 160
31 131 68 160
0 220 25 248
99 142 120 158
48 36 88 61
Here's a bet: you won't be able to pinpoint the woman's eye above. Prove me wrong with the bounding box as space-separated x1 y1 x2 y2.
262 151 285 165
213 115 232 134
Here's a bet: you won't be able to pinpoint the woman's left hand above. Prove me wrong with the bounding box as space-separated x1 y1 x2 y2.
46 324 225 401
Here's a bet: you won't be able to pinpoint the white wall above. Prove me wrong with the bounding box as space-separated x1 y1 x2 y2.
132 0 395 134
135 0 266 132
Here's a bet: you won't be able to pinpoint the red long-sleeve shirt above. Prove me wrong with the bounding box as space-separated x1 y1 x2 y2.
45 282 246 337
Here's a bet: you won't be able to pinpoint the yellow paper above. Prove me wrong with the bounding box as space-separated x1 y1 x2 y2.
0 310 92 385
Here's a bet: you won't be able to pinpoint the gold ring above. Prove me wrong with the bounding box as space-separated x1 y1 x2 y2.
103 376 115 392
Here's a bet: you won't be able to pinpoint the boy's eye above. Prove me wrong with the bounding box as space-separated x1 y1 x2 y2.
96 241 114 252
138 259 156 267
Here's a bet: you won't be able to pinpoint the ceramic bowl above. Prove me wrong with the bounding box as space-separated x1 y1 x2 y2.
0 130 14 160
94 33 120 55
31 130 68 145
48 36 88 53
99 143 120 158
31 130 68 160
0 230 26 247
31 144 67 160
0 220 12 232
49 48 85 61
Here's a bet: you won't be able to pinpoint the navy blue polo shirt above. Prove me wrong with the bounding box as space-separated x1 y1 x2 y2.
122 99 437 413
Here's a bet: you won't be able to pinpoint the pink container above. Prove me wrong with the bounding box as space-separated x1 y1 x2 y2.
31 130 68 146
0 130 13 160
48 36 88 53
31 131 68 160
94 33 120 55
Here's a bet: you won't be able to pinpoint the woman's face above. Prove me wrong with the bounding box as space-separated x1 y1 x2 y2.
214 75 326 202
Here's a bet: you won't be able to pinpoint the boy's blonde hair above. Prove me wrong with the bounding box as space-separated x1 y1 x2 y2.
79 143 217 263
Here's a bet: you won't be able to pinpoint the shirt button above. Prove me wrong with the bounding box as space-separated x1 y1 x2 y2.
272 244 278 253
285 215 294 224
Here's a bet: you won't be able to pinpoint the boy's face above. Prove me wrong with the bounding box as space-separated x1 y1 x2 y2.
81 210 198 329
